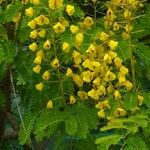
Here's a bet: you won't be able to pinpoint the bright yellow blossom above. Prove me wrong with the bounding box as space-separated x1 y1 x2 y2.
30 30 38 39
36 50 44 59
53 22 65 33
27 20 37 29
99 32 109 41
43 40 51 49
25 7 34 17
66 5 75 16
114 57 123 67
33 65 41 74
69 95 76 104
124 80 133 90
114 108 126 117
30 0 40 5
36 82 44 91
137 95 144 106
75 33 84 46
105 70 116 81
95 100 110 110
72 50 82 65
70 25 79 34
66 68 73 77
97 85 106 96
83 16 94 27
108 40 118 50
34 56 42 65
88 89 99 100
35 15 49 26
42 71 50 80
49 0 63 9
120 66 128 75
62 42 70 53
77 91 88 100
72 74 83 87
51 58 60 69
47 100 53 109
38 29 46 38
98 110 105 118
82 71 93 83
114 90 121 99
93 77 101 87
29 42 38 52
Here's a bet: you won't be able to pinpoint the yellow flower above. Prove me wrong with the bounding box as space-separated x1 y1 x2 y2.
124 10 131 18
66 68 73 77
83 16 94 27
51 58 60 69
95 100 110 110
75 33 84 46
97 85 106 96
47 100 53 109
72 50 82 65
36 82 44 91
33 65 41 74
114 90 121 99
86 44 96 56
53 22 65 33
42 71 50 80
114 108 126 117
104 70 116 81
38 29 46 38
114 57 123 67
118 73 126 83
59 17 69 27
113 22 120 31
35 15 49 26
29 42 38 52
34 56 42 65
66 5 75 16
77 91 88 100
82 70 93 83
36 50 44 59
120 66 128 75
30 0 40 5
82 59 93 70
72 74 83 87
122 32 129 40
88 89 99 100
22 0 28 4
137 95 144 106
69 95 76 104
124 80 133 91
43 40 51 49
108 51 117 59
27 20 37 29
98 110 105 118
108 40 118 50
25 7 34 17
107 84 114 93
70 25 79 34
62 42 70 53
103 53 112 64
30 30 38 39
49 0 63 9
99 32 109 41
93 77 101 87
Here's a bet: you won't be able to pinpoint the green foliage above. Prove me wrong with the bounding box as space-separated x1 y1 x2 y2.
124 136 149 150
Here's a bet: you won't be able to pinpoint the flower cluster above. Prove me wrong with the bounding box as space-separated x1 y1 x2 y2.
22 0 144 118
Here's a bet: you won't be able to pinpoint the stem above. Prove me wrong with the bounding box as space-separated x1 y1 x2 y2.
10 68 35 150
127 3 136 87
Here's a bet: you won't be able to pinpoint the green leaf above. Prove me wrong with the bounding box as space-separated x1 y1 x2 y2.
124 136 149 150
123 92 137 111
65 115 78 135
116 41 130 60
18 112 36 145
95 134 122 150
